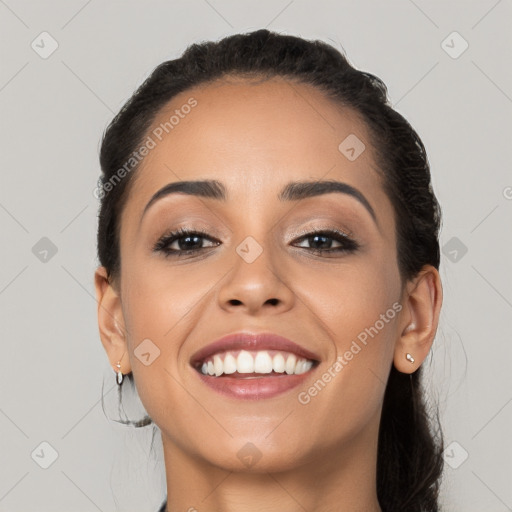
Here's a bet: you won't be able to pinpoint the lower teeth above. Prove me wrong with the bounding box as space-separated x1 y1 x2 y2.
203 371 289 378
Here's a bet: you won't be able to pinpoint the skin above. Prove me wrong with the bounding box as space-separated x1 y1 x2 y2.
94 76 442 512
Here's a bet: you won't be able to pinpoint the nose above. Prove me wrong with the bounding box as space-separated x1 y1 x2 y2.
216 237 296 316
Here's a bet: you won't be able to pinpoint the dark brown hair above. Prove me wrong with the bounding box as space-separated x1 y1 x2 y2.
97 29 444 511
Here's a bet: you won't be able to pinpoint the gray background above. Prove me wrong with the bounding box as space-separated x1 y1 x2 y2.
1 0 511 510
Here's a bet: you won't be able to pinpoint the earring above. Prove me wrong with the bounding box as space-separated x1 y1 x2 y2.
405 353 415 364
115 361 124 385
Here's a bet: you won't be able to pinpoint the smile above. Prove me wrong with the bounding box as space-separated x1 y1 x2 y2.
190 331 321 399
197 349 315 377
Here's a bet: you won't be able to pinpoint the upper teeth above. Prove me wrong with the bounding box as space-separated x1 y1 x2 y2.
199 350 314 377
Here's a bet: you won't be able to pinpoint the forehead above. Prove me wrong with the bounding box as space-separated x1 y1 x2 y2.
138 76 373 174
120 76 392 237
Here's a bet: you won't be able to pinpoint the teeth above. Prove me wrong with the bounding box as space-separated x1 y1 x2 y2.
254 351 273 373
285 354 296 374
296 359 314 375
223 353 237 374
237 350 254 373
198 350 314 377
272 353 285 373
213 354 223 376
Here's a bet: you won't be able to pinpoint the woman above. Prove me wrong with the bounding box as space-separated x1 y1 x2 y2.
94 29 444 512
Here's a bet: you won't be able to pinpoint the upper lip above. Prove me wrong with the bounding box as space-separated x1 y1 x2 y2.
190 332 321 367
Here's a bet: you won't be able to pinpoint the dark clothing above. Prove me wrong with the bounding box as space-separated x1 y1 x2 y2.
157 499 166 512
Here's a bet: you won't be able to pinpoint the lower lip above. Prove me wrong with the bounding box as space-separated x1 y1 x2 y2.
194 368 316 400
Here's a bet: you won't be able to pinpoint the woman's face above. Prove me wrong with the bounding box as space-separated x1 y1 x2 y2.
106 77 407 472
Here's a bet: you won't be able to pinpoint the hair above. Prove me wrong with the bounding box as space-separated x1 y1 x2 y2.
97 29 444 511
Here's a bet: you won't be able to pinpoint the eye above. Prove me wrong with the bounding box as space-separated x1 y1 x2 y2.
153 227 220 257
153 226 360 259
291 228 360 255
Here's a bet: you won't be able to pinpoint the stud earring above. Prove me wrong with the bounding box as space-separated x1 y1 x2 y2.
405 353 415 364
115 361 124 385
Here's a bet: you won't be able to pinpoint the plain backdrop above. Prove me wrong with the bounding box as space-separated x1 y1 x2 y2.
0 1 511 511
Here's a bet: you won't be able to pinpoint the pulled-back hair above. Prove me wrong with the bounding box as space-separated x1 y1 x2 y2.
97 29 444 511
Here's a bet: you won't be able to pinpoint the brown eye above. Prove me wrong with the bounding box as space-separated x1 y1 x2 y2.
292 228 359 255
153 228 220 257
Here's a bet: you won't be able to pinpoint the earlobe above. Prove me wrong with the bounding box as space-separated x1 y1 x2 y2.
94 266 131 374
393 265 443 374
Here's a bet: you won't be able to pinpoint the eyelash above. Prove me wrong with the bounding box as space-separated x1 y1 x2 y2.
153 226 360 258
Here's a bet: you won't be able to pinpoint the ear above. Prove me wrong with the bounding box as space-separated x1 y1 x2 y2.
393 264 443 374
94 266 131 375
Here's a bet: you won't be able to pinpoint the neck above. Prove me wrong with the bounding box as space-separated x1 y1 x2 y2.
160 416 382 512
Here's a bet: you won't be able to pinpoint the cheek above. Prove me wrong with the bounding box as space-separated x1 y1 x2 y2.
296 249 400 335
118 257 221 400
295 257 400 399
121 249 214 338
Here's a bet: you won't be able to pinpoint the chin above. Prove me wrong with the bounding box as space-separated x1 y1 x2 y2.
197 438 312 474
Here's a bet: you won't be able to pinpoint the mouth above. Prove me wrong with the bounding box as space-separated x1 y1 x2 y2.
193 349 319 378
189 332 321 400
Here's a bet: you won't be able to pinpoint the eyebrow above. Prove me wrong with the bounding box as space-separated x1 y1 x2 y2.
140 179 378 227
